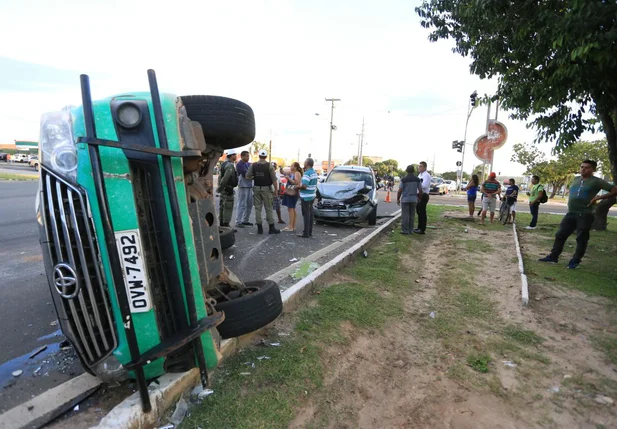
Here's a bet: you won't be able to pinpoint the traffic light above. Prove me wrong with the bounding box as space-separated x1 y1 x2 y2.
451 140 464 152
470 91 478 107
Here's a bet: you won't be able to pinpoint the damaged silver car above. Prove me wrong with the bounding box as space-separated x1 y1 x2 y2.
314 166 378 225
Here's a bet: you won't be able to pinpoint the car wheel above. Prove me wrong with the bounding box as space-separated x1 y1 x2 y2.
219 226 235 251
214 280 283 339
368 205 377 226
180 95 255 150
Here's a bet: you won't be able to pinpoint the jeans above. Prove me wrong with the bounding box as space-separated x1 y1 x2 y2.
235 187 253 224
300 198 314 236
401 202 417 234
416 193 429 231
529 203 540 227
550 212 595 261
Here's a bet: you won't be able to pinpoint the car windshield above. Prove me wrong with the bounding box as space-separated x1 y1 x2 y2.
327 170 374 187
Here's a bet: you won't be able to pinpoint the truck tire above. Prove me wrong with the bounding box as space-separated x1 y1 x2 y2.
219 226 235 250
214 280 283 339
180 95 255 150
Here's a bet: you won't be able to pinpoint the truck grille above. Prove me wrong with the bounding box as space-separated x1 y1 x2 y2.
41 168 117 366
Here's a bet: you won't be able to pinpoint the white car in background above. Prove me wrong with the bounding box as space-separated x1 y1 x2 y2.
444 180 458 192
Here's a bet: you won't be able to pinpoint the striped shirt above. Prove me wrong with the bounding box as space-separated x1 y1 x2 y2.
300 168 318 201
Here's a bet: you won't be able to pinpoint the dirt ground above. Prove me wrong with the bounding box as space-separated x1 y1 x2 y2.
289 211 617 429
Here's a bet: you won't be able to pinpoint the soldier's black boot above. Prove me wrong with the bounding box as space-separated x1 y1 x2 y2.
257 224 263 234
268 224 280 234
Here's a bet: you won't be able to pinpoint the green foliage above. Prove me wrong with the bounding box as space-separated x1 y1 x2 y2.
250 140 268 156
416 0 617 181
467 353 491 373
344 156 375 167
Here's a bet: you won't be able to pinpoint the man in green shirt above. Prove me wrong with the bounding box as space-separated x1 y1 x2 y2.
525 175 545 230
539 160 617 269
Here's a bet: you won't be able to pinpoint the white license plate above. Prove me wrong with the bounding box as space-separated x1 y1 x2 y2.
115 229 152 313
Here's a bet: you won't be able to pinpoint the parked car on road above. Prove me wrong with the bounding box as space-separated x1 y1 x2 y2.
443 180 458 192
12 153 29 163
29 155 39 166
429 177 449 195
460 181 469 190
0 153 7 162
314 165 378 225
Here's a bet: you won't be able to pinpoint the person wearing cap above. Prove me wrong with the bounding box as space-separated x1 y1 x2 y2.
480 172 502 225
217 149 239 227
246 150 280 234
235 150 254 228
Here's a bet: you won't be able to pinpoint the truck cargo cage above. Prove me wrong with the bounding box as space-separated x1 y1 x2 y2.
78 71 219 412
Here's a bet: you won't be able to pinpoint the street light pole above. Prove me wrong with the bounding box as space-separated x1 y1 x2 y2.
325 98 341 173
358 117 365 166
458 91 477 192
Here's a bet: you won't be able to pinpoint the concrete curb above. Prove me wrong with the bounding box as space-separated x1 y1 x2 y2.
92 211 402 429
0 373 102 429
512 223 529 306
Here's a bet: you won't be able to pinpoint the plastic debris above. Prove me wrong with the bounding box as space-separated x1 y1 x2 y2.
278 332 290 336
503 361 517 368
289 258 298 262
429 312 436 319
464 229 469 233
229 255 235 260
169 396 188 426
594 395 614 405
257 356 271 360
49 320 58 326
34 367 42 376
328 233 337 236
12 370 23 377
244 362 256 368
362 250 368 258
548 386 560 393
563 374 572 379
158 425 175 429
239 372 251 376
198 389 214 400
73 405 79 412
269 342 281 347
29 346 48 359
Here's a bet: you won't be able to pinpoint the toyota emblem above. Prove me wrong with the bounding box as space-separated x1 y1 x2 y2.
53 263 80 299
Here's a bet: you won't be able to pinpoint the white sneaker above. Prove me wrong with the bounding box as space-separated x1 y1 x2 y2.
524 226 536 230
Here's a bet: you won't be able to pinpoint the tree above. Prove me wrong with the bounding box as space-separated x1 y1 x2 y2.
344 156 375 167
442 171 458 181
250 141 268 156
417 0 617 229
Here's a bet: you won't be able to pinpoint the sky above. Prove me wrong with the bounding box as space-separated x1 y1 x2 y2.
0 0 592 176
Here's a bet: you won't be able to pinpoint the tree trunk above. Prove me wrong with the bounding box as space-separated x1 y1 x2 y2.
594 106 617 230
550 186 558 198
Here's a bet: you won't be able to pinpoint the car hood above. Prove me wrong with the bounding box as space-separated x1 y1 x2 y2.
317 181 369 200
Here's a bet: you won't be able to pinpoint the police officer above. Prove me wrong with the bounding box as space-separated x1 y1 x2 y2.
217 149 239 227
246 150 280 234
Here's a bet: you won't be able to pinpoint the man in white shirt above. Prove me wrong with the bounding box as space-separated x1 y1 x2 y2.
415 161 432 234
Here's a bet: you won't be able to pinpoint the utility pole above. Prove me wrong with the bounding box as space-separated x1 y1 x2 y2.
358 117 365 166
325 98 341 174
458 91 477 192
356 133 362 165
268 129 272 164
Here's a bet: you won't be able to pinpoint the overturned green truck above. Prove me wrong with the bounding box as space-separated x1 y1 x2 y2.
37 70 282 411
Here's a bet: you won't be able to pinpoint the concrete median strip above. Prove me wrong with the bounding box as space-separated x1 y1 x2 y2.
0 373 102 429
512 223 530 306
20 211 401 429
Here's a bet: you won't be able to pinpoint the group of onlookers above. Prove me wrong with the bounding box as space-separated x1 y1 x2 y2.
217 149 319 238
460 160 617 269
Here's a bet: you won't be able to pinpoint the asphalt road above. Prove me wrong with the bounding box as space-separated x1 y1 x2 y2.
0 162 38 176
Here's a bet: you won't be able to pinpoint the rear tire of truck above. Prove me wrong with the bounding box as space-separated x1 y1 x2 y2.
180 95 255 150
214 280 283 339
219 226 235 250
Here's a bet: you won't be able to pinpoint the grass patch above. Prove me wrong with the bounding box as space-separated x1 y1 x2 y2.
517 212 617 300
0 172 37 181
593 334 617 365
467 353 491 373
504 325 544 345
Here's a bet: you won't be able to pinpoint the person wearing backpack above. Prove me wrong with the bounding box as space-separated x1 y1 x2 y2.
539 160 617 269
217 149 239 227
525 175 545 230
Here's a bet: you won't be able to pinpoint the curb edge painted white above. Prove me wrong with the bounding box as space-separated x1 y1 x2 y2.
92 210 402 429
512 223 529 306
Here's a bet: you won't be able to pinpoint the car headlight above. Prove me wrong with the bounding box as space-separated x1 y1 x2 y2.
39 110 77 181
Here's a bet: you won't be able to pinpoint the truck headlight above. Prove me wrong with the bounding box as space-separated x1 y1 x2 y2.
40 110 77 181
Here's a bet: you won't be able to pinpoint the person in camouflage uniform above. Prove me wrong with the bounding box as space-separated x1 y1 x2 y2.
246 150 280 234
217 149 239 227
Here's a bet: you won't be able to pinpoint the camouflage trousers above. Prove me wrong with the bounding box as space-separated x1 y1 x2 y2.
219 193 235 225
253 186 275 225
